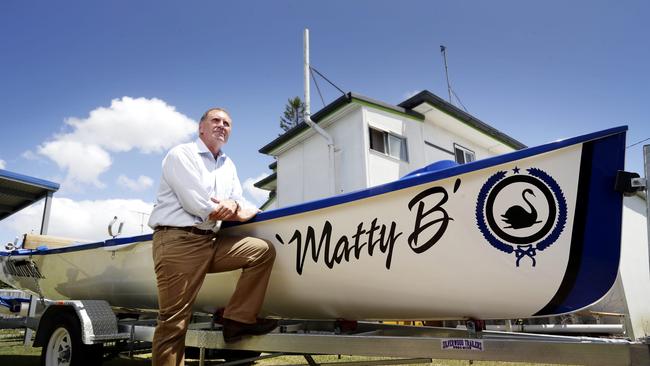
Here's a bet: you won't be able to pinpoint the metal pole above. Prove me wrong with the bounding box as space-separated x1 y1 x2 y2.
643 145 650 276
24 191 54 345
40 191 53 235
304 28 310 122
303 28 337 196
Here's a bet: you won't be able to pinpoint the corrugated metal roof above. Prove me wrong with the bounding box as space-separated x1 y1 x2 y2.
0 169 59 221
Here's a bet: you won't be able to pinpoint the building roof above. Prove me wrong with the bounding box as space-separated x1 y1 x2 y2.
0 169 59 221
259 92 424 155
398 90 526 150
253 172 277 190
260 90 525 155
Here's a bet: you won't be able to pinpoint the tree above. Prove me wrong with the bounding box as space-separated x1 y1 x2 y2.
280 97 305 132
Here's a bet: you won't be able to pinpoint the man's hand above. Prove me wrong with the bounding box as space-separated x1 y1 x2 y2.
209 197 260 222
208 198 238 221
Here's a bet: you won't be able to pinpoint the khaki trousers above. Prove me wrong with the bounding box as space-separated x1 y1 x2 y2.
151 228 276 366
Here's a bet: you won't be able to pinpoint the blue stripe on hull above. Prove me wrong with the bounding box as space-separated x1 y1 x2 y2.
535 131 626 315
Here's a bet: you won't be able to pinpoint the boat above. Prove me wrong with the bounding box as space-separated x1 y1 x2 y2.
0 126 627 320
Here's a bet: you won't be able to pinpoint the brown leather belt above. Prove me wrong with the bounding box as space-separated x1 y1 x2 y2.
155 225 215 236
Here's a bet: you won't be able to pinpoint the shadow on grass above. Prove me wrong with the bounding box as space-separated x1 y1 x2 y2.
105 356 151 365
0 353 152 366
0 355 41 366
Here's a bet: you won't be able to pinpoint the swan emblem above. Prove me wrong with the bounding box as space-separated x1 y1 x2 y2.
500 188 542 229
477 167 567 267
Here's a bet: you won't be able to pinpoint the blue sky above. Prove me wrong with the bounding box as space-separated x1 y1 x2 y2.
1 0 648 240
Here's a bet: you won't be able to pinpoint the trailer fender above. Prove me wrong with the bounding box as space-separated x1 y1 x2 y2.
34 300 123 346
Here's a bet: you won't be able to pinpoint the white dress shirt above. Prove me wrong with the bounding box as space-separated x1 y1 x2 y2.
148 138 252 232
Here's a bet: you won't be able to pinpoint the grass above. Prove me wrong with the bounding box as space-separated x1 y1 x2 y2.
0 329 574 366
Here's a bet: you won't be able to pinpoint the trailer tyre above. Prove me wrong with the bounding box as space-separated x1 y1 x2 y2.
39 312 103 366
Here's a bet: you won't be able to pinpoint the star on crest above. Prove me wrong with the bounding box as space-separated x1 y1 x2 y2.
512 166 521 174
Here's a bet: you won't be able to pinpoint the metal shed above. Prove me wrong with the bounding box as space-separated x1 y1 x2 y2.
0 169 59 235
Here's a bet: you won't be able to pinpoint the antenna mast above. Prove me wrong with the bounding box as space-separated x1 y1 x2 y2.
440 45 452 103
439 45 468 112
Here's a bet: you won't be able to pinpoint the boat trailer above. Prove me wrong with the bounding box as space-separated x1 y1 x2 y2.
2 299 649 366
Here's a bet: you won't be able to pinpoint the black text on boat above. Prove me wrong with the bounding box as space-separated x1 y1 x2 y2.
276 218 402 275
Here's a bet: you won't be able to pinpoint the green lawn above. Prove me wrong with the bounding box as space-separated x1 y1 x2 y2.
0 329 572 366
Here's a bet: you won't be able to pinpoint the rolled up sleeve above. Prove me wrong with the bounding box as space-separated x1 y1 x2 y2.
162 149 214 221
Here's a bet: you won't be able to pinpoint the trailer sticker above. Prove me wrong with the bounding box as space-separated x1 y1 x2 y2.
441 339 484 351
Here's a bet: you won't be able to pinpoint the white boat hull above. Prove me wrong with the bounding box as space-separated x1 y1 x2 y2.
0 127 628 320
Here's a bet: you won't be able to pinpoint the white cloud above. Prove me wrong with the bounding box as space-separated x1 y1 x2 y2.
22 150 40 160
0 159 5 169
38 141 112 188
117 174 154 191
242 173 271 206
37 97 197 187
63 97 197 153
0 198 154 242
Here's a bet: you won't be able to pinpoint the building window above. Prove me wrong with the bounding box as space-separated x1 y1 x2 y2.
454 143 475 164
369 127 408 161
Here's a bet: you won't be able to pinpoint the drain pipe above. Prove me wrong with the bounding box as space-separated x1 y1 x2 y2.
304 28 337 196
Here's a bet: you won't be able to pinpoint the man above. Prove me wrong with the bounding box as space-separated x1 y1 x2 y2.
148 108 277 366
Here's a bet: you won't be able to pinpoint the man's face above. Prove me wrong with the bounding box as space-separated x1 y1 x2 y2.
199 109 232 149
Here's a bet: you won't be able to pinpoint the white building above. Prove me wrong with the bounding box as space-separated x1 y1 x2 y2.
255 89 650 340
256 90 525 209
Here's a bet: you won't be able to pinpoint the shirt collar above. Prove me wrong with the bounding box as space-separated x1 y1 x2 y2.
195 138 226 160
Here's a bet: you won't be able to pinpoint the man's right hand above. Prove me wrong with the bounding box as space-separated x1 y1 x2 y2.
209 197 259 222
209 198 238 221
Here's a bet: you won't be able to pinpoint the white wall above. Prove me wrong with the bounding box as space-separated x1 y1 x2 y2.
421 119 502 163
302 134 330 201
329 108 366 194
416 105 516 156
276 106 367 207
587 195 649 339
277 144 305 207
365 108 415 187
619 194 650 339
363 106 513 188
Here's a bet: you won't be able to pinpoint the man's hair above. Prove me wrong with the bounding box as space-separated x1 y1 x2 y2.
200 107 231 123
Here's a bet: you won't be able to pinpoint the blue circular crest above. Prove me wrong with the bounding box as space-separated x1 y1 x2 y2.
475 168 567 266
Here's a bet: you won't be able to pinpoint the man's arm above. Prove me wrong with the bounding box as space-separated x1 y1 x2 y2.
208 164 259 222
162 148 215 221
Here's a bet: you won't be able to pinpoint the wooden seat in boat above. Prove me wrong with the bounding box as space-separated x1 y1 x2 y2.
22 234 89 250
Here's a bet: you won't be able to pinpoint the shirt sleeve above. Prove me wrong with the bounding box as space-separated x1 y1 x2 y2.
229 163 257 211
162 148 215 221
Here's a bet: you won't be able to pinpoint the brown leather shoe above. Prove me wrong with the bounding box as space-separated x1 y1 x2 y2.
222 318 279 343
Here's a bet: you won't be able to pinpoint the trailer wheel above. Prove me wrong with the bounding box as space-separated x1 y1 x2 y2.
39 312 103 366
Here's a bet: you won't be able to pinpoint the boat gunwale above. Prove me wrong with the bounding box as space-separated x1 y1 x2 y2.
0 126 628 258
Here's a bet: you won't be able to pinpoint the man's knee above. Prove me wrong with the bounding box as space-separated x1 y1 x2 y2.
251 237 276 261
